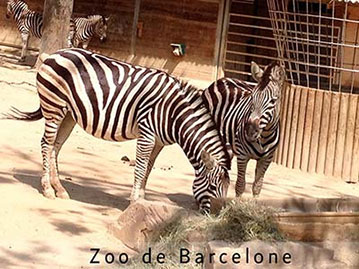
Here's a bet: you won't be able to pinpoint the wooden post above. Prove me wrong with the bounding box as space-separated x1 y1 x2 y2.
130 0 141 60
214 0 230 80
35 0 74 67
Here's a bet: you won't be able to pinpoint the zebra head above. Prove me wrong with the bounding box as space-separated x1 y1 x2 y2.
6 0 27 20
94 15 109 42
6 0 15 19
194 150 231 214
245 61 285 142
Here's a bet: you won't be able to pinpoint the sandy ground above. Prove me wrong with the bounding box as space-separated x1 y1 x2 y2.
0 51 358 268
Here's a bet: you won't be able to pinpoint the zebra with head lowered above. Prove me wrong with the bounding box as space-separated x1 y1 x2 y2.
202 61 285 197
6 0 43 61
68 15 109 49
2 48 231 214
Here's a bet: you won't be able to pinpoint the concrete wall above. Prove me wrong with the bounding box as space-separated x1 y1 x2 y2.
0 0 221 86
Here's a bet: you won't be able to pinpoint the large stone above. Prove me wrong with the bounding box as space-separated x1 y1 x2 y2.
204 240 348 269
109 200 185 251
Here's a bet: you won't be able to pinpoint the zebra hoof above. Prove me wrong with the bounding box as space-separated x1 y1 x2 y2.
56 191 70 199
43 189 56 199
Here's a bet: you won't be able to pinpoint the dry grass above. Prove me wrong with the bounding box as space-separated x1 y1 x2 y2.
128 199 285 268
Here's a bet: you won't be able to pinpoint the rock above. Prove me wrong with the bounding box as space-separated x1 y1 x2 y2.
109 200 185 251
323 241 359 267
204 240 347 269
121 156 130 162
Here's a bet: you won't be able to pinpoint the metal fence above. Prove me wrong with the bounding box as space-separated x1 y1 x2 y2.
267 0 359 94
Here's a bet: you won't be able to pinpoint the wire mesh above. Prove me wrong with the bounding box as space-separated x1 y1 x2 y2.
267 0 359 94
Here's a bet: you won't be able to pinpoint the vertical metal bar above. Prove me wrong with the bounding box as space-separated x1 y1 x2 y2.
350 23 359 94
281 0 295 84
317 0 322 90
292 0 302 85
329 0 335 91
339 2 348 93
305 0 310 87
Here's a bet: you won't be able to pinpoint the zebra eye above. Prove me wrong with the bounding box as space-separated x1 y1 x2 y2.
209 185 216 191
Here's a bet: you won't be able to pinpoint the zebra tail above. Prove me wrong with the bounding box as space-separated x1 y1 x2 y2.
1 107 43 121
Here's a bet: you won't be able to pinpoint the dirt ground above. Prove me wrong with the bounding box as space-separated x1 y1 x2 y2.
0 50 358 268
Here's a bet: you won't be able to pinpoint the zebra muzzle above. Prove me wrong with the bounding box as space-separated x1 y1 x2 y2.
245 117 261 142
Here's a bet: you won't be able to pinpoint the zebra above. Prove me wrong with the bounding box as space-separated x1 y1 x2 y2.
202 61 285 197
2 48 231 214
6 1 108 60
68 15 109 49
6 0 43 61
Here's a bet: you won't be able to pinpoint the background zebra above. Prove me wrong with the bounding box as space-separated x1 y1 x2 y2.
68 15 109 49
6 0 109 61
202 61 285 197
6 0 43 61
2 48 231 214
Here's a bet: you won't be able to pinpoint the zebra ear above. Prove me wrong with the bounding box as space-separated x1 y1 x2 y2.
201 150 216 171
251 61 264 82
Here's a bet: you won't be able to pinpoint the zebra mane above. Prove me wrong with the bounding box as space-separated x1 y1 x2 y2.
86 15 108 25
180 80 232 170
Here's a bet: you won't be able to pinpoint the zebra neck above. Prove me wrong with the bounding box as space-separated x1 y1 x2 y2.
13 2 28 22
173 101 229 172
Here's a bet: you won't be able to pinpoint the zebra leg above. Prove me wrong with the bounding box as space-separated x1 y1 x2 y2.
235 157 249 197
40 118 65 199
130 133 157 202
252 155 273 197
20 32 29 62
51 113 76 199
139 141 163 199
67 31 74 48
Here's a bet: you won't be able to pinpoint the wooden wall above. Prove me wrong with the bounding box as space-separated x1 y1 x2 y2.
275 84 359 183
0 0 220 85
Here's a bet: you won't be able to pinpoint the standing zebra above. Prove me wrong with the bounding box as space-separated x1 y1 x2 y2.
2 48 231 213
68 15 109 49
202 61 285 197
6 0 43 61
6 1 109 61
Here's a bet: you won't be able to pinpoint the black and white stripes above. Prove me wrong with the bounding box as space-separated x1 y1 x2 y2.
202 61 285 197
6 0 43 61
4 48 231 213
68 15 109 49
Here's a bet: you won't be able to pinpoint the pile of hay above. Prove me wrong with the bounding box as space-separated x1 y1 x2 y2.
129 199 285 268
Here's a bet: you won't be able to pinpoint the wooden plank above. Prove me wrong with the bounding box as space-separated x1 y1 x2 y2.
282 84 295 166
351 96 359 183
316 91 332 174
286 85 301 168
300 89 315 172
276 83 290 164
342 95 358 181
334 94 349 178
293 87 308 170
325 93 340 177
308 90 323 173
